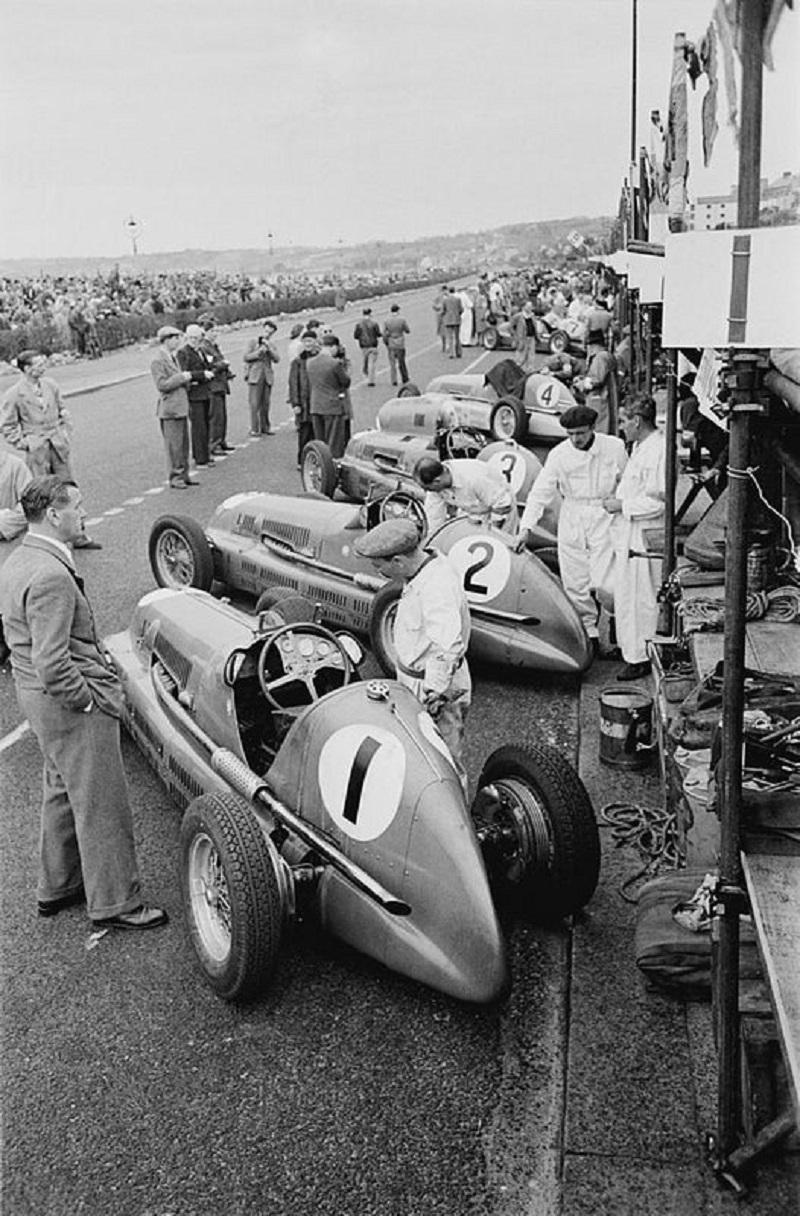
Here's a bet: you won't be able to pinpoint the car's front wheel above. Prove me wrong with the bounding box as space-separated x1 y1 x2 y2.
300 441 338 497
368 581 402 676
471 743 600 919
489 396 527 442
482 327 499 350
549 330 569 355
180 792 288 1001
149 515 214 591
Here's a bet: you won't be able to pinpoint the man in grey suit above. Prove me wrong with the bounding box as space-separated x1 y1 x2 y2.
0 477 167 929
243 319 280 435
306 335 352 458
150 325 198 489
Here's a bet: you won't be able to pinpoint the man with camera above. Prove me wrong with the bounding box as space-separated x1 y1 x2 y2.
243 319 280 436
306 334 352 458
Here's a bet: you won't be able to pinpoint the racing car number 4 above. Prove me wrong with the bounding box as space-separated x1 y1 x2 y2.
447 535 511 603
319 725 406 841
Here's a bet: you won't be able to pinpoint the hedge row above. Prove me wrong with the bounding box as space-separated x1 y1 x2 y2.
0 273 460 363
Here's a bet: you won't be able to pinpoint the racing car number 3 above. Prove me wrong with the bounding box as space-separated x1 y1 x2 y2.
447 535 511 603
318 725 406 841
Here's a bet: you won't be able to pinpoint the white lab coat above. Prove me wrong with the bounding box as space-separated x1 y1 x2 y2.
519 433 627 635
424 460 517 536
611 428 666 663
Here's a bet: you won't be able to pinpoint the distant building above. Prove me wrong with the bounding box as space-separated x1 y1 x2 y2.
687 171 799 229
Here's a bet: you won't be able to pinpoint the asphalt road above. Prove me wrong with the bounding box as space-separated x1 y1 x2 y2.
0 289 580 1216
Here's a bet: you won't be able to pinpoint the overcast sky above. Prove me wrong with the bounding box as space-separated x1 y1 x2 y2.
1 0 797 259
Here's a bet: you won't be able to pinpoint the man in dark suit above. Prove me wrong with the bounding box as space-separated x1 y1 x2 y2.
199 316 235 457
177 324 216 466
150 326 198 489
243 319 280 435
382 304 410 386
0 477 166 929
306 334 352 458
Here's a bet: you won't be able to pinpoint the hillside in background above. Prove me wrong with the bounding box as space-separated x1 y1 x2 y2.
0 214 613 279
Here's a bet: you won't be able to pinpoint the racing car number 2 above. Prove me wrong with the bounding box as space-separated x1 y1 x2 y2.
447 535 511 604
318 725 406 841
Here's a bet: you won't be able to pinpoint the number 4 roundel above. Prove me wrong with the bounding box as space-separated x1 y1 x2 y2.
318 725 406 841
446 535 511 603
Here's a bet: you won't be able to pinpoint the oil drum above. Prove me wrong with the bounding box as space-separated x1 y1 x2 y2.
599 687 654 769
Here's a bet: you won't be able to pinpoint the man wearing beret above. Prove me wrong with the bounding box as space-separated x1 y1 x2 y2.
516 403 627 656
355 518 471 789
150 326 198 489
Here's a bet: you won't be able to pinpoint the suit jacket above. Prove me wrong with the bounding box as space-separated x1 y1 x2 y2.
0 375 72 459
177 343 214 402
383 316 410 349
306 352 351 416
150 347 189 419
243 336 279 386
201 336 232 395
0 534 123 716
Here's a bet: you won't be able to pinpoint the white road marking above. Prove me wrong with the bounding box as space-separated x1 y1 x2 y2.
0 721 30 754
122 497 145 505
145 487 165 495
84 517 104 527
463 349 490 374
103 507 125 516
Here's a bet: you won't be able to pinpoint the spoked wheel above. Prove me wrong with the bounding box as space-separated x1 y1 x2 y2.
482 328 499 350
471 743 600 919
149 515 214 590
369 581 402 676
549 330 569 355
300 441 337 497
489 396 527 442
180 792 289 1001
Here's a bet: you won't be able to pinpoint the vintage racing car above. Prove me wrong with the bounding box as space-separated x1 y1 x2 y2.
103 586 600 1002
409 365 579 445
480 311 583 357
148 491 591 676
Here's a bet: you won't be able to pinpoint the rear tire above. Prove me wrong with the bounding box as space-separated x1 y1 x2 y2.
180 792 288 1001
482 328 499 350
368 581 402 676
471 743 600 919
489 396 527 442
300 441 337 497
149 515 214 591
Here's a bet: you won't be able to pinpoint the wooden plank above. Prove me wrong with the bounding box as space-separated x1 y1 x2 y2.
741 852 800 1114
690 622 800 683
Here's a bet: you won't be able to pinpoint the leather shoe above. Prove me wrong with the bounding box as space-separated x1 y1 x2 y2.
169 480 188 490
220 444 236 452
38 888 86 917
73 537 103 550
616 661 651 682
95 905 169 930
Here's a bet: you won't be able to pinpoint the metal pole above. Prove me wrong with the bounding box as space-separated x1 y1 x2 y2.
716 0 765 1172
630 0 638 168
661 349 678 632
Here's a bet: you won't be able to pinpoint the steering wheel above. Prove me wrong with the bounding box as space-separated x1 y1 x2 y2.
442 426 487 460
257 623 352 710
378 490 427 540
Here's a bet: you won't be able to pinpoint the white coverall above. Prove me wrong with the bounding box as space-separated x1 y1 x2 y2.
611 429 666 664
393 551 472 786
518 433 627 637
424 460 517 537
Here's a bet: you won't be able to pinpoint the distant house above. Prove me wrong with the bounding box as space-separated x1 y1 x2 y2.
687 170 799 230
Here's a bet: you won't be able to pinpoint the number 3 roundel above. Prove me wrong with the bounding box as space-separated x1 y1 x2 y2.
318 725 406 841
446 535 511 603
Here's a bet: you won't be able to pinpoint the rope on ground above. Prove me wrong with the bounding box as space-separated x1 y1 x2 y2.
598 800 681 903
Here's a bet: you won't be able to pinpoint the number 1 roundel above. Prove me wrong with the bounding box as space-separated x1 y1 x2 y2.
447 535 511 603
318 725 406 841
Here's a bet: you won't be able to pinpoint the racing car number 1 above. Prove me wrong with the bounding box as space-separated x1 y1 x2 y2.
318 725 406 842
447 535 511 604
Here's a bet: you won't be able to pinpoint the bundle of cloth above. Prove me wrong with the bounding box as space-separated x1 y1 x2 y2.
765 348 800 415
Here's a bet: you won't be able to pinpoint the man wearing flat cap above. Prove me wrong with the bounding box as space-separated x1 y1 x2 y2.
516 402 627 656
355 518 471 787
150 326 197 489
243 319 280 436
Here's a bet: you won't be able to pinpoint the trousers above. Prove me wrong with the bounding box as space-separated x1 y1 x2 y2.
188 399 211 464
160 417 190 483
556 501 616 638
311 413 350 459
248 381 272 433
209 392 228 451
360 348 378 384
386 347 409 385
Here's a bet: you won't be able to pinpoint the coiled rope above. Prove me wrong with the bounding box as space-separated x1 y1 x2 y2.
599 801 681 902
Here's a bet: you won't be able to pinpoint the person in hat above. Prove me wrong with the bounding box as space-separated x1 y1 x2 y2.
243 318 280 435
579 329 616 433
199 317 235 457
354 517 471 787
413 455 516 535
150 326 198 489
352 307 381 386
603 395 665 681
515 402 627 656
177 323 216 466
0 350 101 547
288 330 320 467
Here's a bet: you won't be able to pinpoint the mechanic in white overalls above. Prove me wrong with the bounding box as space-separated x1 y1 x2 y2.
354 518 471 792
515 403 627 654
602 396 666 681
413 456 517 536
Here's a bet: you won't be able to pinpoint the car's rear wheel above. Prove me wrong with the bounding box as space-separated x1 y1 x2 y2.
369 581 402 676
300 441 337 497
489 396 527 442
180 792 288 1001
396 382 421 398
471 743 599 919
549 330 569 355
482 328 499 350
149 515 214 591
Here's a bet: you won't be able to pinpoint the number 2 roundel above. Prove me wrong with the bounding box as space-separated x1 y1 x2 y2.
447 535 511 603
318 725 405 841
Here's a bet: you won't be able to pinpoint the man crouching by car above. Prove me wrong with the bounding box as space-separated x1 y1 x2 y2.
355 518 471 793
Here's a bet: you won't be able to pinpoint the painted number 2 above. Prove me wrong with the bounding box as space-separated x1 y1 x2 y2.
463 540 494 595
447 533 512 604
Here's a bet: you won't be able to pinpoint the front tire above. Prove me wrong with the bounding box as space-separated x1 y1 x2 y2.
369 581 402 676
149 515 214 591
471 743 599 919
180 792 288 1001
549 330 569 355
300 441 337 497
489 396 527 442
482 328 499 350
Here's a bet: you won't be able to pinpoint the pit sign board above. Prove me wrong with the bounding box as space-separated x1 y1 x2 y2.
662 226 800 349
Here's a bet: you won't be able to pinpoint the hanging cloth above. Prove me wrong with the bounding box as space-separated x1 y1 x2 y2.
699 23 720 167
